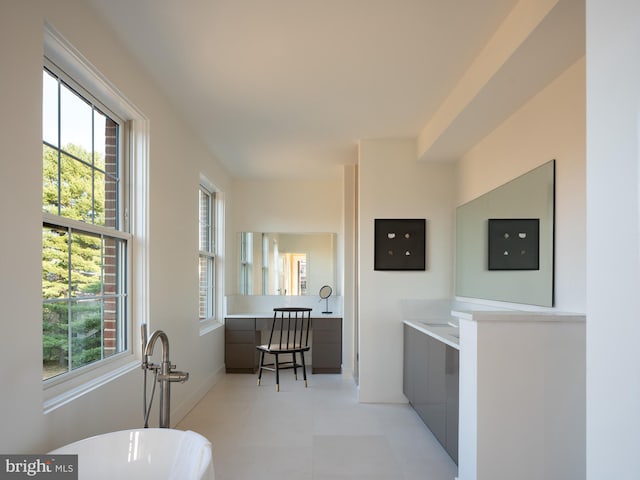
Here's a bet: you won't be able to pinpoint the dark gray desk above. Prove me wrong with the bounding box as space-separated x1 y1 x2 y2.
224 315 342 374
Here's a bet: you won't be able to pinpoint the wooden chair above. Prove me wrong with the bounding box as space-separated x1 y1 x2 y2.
257 307 312 391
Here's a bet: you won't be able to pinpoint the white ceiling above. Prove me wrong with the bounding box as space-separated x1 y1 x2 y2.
85 0 583 179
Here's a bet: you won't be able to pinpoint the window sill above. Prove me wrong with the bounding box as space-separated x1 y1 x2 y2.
199 318 224 336
44 356 139 414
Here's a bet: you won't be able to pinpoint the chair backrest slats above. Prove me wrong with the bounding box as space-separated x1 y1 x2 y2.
269 307 312 350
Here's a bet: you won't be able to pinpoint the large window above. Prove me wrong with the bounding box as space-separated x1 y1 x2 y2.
42 62 130 381
199 185 216 320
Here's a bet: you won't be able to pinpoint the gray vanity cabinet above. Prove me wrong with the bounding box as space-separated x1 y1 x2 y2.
225 318 261 373
445 345 459 463
311 317 342 373
403 324 459 463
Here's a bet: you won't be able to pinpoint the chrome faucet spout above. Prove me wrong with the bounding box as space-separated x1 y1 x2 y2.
144 330 170 363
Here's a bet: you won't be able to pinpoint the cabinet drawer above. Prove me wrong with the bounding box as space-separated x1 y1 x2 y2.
225 344 259 373
312 342 341 363
225 318 256 330
312 318 342 331
313 329 341 344
226 330 258 344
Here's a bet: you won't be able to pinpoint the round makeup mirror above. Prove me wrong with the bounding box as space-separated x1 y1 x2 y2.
319 285 332 314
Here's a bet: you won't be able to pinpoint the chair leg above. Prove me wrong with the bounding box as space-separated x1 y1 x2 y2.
292 352 298 380
300 351 308 388
257 351 265 386
275 353 280 392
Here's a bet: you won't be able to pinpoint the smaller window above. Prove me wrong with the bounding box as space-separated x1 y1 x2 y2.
261 233 269 295
239 232 253 295
198 185 216 320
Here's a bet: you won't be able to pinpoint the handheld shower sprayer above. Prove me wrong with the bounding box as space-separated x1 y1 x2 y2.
141 323 157 428
141 323 148 368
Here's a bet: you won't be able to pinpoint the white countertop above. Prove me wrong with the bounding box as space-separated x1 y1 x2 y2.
404 307 585 351
226 312 343 319
403 319 460 350
450 309 585 323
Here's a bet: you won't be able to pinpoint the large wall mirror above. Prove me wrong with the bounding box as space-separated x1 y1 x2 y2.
237 232 336 296
455 160 555 306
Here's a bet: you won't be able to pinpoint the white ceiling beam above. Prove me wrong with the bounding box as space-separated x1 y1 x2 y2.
417 0 584 163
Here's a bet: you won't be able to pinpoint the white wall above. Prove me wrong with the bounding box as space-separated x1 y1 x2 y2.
0 0 230 453
458 314 585 480
358 139 456 402
586 1 640 477
228 177 344 294
457 57 586 313
230 177 343 232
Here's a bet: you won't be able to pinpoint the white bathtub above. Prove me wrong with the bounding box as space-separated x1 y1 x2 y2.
49 428 214 480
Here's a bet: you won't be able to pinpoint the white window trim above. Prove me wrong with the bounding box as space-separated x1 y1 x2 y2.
239 232 253 295
199 174 224 335
43 23 149 412
199 184 215 320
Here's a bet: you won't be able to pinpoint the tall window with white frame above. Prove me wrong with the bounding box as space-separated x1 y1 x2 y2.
261 233 269 295
42 62 130 381
239 231 252 295
199 185 216 320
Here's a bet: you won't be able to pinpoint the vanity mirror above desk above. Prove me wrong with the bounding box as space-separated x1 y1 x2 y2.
236 232 336 296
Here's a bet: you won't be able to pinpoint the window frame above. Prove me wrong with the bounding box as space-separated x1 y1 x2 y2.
239 231 253 295
42 24 149 412
199 182 217 321
261 233 269 295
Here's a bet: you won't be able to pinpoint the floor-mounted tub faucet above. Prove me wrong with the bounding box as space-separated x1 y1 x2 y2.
142 325 189 428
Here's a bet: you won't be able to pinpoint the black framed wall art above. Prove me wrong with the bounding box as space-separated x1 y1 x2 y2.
488 218 540 270
374 218 426 271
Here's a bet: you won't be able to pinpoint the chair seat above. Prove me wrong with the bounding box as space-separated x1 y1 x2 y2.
257 343 310 353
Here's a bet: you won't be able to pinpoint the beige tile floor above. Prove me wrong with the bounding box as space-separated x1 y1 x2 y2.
177 372 458 480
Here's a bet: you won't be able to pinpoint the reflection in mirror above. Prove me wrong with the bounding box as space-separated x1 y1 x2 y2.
455 160 555 306
238 233 336 296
